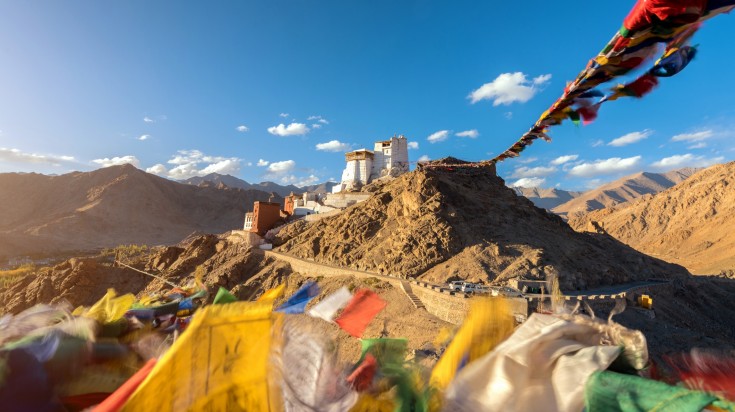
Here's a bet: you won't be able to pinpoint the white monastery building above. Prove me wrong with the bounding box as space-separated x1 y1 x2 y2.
333 135 410 193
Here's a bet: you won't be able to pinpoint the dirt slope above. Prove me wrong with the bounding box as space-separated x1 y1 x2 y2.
569 162 735 274
0 165 279 258
553 168 698 218
275 167 688 291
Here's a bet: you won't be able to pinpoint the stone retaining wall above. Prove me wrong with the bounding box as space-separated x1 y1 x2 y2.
410 284 470 324
261 250 646 325
262 251 477 323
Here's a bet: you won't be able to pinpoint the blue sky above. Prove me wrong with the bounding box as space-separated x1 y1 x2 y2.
1 1 734 191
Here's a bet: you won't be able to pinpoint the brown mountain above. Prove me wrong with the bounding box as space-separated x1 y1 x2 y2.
183 173 338 196
275 165 688 291
568 162 735 274
552 168 698 218
0 164 279 259
513 187 582 210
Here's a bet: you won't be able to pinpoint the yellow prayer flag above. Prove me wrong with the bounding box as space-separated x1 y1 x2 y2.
349 394 395 412
430 297 514 391
257 284 286 302
121 301 282 411
75 289 136 324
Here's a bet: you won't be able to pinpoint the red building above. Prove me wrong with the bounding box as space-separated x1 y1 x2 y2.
283 192 297 216
250 201 283 235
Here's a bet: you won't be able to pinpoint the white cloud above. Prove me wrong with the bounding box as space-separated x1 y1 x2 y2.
418 155 431 162
236 125 249 132
407 141 419 150
143 116 154 123
267 160 296 174
316 140 352 152
427 130 450 143
280 174 320 187
568 156 642 177
650 153 724 170
92 155 140 168
517 157 538 164
504 112 513 120
592 140 604 147
279 113 289 118
257 159 269 167
550 154 579 165
146 164 167 175
510 177 546 188
671 129 714 142
200 159 240 175
688 142 707 149
312 124 322 129
456 129 479 139
511 166 556 178
168 149 230 165
162 149 242 179
247 162 253 166
307 115 329 124
533 74 552 85
469 72 551 105
267 123 309 136
0 147 76 166
608 130 652 147
138 134 150 141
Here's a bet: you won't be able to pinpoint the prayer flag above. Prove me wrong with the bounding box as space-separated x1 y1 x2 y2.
276 281 320 314
335 289 386 338
121 301 280 411
308 287 352 322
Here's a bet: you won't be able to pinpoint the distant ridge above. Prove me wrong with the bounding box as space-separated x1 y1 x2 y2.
512 187 582 210
551 167 699 218
182 173 337 196
0 165 281 258
569 162 734 274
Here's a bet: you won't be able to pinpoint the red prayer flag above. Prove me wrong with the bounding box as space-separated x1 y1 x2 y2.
334 289 387 338
347 354 378 391
93 358 157 412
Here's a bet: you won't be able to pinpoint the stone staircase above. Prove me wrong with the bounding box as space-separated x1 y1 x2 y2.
399 280 425 309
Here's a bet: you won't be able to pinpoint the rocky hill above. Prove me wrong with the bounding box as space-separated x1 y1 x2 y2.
275 166 688 290
552 168 698 218
0 165 280 259
569 162 735 274
513 187 582 210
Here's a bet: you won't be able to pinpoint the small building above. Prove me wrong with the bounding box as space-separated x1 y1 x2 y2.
283 194 296 216
243 212 254 231
249 201 283 235
340 149 374 191
371 135 409 180
334 135 410 193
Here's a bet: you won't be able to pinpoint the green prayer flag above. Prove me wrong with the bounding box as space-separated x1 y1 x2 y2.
359 338 408 367
585 371 723 412
213 287 237 305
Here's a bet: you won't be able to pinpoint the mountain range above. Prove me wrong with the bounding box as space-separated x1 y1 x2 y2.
512 187 583 211
514 167 699 218
569 162 735 274
182 173 338 197
0 164 281 259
